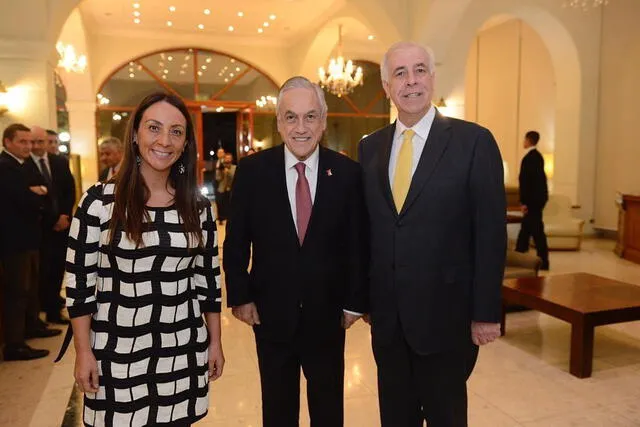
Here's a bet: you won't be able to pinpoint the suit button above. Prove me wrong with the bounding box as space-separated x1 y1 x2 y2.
299 303 303 309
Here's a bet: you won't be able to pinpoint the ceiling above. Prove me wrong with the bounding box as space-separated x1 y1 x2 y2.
79 0 377 44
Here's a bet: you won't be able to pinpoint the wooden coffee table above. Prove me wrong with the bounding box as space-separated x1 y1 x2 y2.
501 273 640 378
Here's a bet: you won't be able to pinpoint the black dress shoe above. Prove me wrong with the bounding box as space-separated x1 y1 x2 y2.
46 313 70 325
26 327 62 339
540 262 550 271
3 345 50 361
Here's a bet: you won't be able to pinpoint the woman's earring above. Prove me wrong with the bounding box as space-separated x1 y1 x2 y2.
136 155 141 166
178 162 185 175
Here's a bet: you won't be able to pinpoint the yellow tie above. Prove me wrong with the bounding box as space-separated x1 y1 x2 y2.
392 129 415 211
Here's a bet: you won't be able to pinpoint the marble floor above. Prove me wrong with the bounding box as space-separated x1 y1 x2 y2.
2 237 640 426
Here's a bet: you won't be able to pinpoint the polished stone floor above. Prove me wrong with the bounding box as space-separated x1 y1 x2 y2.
2 237 640 426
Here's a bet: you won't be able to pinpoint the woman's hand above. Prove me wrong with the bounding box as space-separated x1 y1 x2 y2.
74 349 99 393
208 341 225 381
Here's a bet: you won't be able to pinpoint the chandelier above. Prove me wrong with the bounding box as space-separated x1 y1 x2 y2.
564 0 609 10
256 95 277 109
56 42 87 73
318 25 363 98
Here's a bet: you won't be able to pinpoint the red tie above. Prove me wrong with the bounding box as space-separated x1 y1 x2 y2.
295 162 312 245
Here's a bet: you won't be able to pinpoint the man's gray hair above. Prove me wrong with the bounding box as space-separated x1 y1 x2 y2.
380 42 436 83
99 136 124 152
276 76 328 118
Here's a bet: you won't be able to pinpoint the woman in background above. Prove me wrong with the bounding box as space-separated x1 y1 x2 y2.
65 92 224 426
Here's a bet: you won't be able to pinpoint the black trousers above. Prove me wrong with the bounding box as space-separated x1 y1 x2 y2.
39 228 68 316
515 209 549 265
372 324 479 427
216 191 230 221
255 321 345 427
0 250 40 346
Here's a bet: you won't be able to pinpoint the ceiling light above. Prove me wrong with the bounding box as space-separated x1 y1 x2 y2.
224 78 229 82
263 22 269 27
169 6 176 12
129 73 135 78
216 106 224 112
179 70 185 75
168 56 173 61
218 73 222 76
201 65 207 70
204 8 211 15
237 11 244 17
230 73 235 77
163 70 168 74
133 11 141 17
159 62 165 67
197 71 203 76
185 55 191 60
198 24 204 30
270 14 277 20
318 24 364 97
167 20 173 27
182 63 188 68
133 18 141 24
368 35 375 40
129 61 134 66
129 67 134 72
230 59 235 63
206 57 212 63
228 26 234 32
235 67 240 71
257 28 263 33
133 3 140 9
162 75 167 80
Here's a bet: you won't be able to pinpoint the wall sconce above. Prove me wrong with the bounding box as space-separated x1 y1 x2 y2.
0 81 9 116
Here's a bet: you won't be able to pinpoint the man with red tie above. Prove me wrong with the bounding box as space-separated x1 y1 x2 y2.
224 76 368 427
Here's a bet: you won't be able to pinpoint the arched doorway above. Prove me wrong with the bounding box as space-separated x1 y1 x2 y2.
96 47 280 182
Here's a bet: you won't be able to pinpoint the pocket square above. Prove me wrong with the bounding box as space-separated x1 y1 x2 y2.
326 169 332 176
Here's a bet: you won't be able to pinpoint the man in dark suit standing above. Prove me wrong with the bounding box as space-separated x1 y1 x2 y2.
516 130 549 270
25 126 76 323
0 124 56 360
224 76 368 427
359 42 506 426
98 137 123 181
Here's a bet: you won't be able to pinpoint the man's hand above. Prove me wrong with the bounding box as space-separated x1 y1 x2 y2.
53 215 71 232
231 302 261 326
342 312 361 329
520 204 528 214
29 185 47 196
471 321 501 346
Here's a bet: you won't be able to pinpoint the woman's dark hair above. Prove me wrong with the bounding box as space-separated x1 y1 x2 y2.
109 92 204 248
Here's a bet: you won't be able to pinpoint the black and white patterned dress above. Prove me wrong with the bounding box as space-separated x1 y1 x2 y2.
65 182 221 426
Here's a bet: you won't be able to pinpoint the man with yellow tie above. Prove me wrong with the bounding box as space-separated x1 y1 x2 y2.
358 42 507 427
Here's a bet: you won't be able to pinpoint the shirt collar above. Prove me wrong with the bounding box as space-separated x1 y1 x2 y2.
525 145 537 153
284 144 320 172
4 150 25 165
395 105 436 140
31 152 48 163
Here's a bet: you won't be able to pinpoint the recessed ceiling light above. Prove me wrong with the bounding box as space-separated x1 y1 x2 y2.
167 21 173 27
169 6 176 12
263 22 269 27
229 73 235 77
270 14 277 20
129 73 135 78
180 70 185 75
133 3 140 9
237 11 244 17
163 69 169 74
168 56 173 61
230 59 235 63
159 62 165 67
197 71 203 76
368 35 375 40
185 55 191 60
204 9 211 15
129 61 134 66
228 26 234 32
206 57 212 63
198 24 204 30
133 11 141 17
129 67 134 72
201 65 207 70
224 78 229 82
182 64 188 68
137 65 142 70
133 18 141 24
235 67 240 71
218 73 222 76
257 28 263 33
162 75 167 80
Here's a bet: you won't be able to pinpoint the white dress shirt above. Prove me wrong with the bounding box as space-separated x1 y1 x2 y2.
284 144 319 234
388 106 436 185
31 152 51 177
283 145 361 317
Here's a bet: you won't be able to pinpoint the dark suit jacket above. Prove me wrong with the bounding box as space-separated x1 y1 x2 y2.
0 151 46 255
518 148 548 211
24 154 76 228
223 144 368 342
358 112 506 355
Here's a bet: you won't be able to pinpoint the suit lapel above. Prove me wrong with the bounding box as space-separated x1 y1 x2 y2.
376 123 398 216
271 145 300 247
399 112 451 216
302 147 332 247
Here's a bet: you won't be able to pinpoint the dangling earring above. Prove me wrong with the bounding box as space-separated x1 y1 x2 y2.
136 155 141 166
178 162 185 175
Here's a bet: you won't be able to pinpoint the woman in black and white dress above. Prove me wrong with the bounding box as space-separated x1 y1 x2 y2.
65 92 224 426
